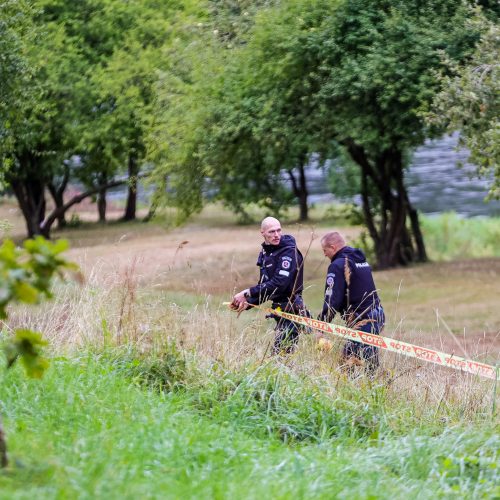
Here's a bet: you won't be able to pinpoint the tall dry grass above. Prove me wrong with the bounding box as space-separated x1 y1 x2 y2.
4 260 497 424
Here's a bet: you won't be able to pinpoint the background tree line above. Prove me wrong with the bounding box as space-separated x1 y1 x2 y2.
1 0 498 268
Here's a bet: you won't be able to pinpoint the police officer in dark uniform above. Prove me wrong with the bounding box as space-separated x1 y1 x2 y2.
231 217 308 354
319 231 385 374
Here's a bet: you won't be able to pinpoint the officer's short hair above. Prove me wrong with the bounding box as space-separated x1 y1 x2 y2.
321 231 346 248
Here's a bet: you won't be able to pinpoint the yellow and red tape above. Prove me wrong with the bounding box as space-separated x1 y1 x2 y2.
226 303 498 380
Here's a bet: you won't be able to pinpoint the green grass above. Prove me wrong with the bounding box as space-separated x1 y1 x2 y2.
0 353 498 499
422 213 500 261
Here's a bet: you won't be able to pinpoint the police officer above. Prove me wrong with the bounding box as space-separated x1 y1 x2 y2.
319 231 385 374
231 217 308 354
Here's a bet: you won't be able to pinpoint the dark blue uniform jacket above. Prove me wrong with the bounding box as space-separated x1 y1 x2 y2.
319 246 381 323
247 234 304 309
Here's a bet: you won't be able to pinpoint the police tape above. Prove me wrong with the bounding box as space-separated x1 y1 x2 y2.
224 302 498 380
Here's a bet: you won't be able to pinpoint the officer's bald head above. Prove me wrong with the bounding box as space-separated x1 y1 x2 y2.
321 231 346 259
261 217 282 245
261 216 280 231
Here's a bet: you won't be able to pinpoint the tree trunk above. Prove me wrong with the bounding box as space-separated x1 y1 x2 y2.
0 414 7 468
97 188 107 222
346 143 427 269
10 178 46 238
287 161 309 221
406 196 428 263
123 154 138 221
47 166 70 230
144 190 160 222
10 172 149 239
96 172 108 223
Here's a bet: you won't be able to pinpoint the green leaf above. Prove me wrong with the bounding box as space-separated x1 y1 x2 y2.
3 329 50 378
13 281 39 304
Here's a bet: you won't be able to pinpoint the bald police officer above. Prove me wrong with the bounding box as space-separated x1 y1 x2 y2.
231 217 308 354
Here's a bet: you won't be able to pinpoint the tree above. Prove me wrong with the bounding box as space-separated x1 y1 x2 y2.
197 0 485 267
151 0 322 222
1 2 90 237
428 11 499 199
146 3 220 222
200 26 321 221
85 18 173 222
39 0 187 225
154 0 485 251
2 0 182 236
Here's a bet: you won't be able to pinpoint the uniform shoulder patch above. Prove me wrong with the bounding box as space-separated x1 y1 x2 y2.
326 273 335 287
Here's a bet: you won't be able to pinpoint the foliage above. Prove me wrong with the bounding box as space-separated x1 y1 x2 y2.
0 237 75 318
72 0 180 192
155 0 483 266
207 0 277 44
1 0 196 236
0 235 75 467
326 156 362 201
1 1 91 236
147 15 217 220
0 0 37 163
0 237 76 376
2 329 48 379
321 203 364 226
288 0 478 267
428 11 499 199
150 0 303 222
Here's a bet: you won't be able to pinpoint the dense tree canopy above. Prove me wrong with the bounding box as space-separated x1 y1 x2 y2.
152 0 484 267
2 7 84 236
1 0 191 236
0 1 38 164
429 11 499 199
1 0 497 268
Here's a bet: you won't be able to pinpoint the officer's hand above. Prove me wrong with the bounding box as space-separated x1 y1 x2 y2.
231 289 250 314
229 299 247 313
236 300 248 314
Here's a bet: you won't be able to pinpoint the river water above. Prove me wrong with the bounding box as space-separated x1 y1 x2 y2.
406 135 500 217
307 135 500 217
109 135 499 218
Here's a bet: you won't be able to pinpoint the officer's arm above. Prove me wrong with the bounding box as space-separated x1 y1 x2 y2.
248 250 297 302
319 261 346 322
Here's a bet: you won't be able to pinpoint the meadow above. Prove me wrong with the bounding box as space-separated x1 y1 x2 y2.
0 199 499 498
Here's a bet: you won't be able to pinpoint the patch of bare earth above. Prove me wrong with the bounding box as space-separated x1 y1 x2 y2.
66 223 360 293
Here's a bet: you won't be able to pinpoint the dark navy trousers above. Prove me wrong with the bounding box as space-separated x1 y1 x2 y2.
342 305 385 373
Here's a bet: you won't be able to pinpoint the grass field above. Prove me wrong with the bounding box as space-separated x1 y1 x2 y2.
0 198 499 498
0 355 498 499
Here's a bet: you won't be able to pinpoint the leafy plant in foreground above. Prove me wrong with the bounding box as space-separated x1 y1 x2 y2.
0 236 76 467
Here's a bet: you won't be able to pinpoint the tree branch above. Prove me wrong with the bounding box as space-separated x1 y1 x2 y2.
41 173 149 235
